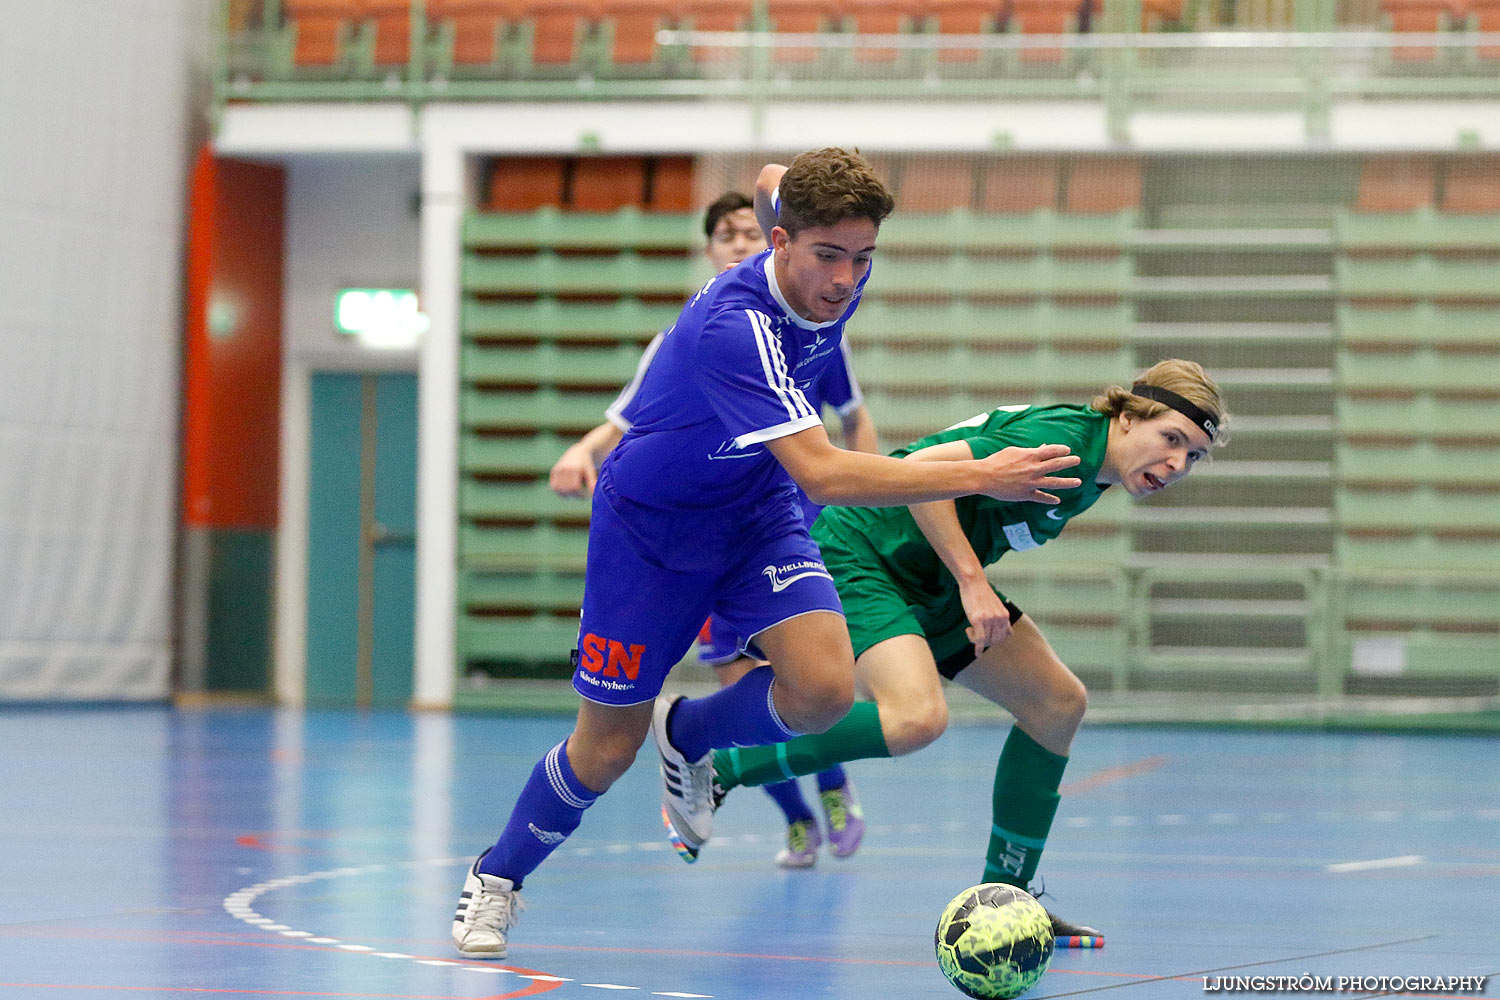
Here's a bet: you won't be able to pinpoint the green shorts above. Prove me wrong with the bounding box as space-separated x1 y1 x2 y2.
814 521 1023 680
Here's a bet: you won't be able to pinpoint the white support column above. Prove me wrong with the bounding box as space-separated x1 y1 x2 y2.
413 129 466 709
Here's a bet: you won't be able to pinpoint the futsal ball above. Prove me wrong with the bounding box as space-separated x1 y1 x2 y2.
934 883 1054 999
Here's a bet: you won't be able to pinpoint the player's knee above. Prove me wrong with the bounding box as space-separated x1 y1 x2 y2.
780 674 854 734
1051 674 1088 736
882 696 948 755
572 733 641 791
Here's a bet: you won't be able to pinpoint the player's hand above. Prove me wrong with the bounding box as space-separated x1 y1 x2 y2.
959 577 1013 657
549 445 598 498
975 444 1082 504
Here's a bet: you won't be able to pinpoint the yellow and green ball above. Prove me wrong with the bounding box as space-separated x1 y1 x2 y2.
934 883 1054 999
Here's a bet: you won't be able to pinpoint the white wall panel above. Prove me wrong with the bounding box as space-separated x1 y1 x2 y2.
0 0 205 699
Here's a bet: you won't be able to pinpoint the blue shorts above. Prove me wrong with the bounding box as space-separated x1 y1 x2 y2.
699 613 751 667
572 477 844 706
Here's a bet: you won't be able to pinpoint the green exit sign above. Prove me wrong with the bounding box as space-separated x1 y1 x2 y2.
335 288 428 348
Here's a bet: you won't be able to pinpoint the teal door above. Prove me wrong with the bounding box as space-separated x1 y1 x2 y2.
306 371 418 708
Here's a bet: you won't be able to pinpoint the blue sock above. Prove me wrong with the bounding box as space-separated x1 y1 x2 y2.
476 740 598 887
815 764 848 793
667 665 801 763
762 779 816 823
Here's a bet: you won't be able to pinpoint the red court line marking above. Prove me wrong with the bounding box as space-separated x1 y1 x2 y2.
0 931 563 998
1061 755 1169 795
235 834 313 854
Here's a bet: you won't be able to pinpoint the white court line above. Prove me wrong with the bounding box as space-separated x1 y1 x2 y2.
1326 854 1425 873
222 859 711 995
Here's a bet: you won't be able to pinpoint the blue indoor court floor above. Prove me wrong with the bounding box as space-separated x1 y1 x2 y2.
1 705 1496 1000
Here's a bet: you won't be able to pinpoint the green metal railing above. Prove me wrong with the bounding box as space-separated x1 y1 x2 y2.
216 0 1500 142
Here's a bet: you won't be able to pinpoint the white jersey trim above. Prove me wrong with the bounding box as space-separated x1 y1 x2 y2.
762 253 841 332
733 413 823 449
747 309 815 424
603 331 666 431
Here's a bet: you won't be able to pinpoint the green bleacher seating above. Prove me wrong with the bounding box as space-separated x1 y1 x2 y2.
464 207 698 251
461 478 591 520
461 432 577 475
873 253 1132 298
462 387 621 430
876 209 1139 251
1338 347 1500 394
463 341 648 384
461 521 590 568
1337 302 1497 346
1339 442 1500 485
464 299 682 341
463 567 591 610
1334 207 1500 251
849 300 1134 343
1335 255 1500 301
462 251 698 296
1336 396 1498 439
459 615 586 662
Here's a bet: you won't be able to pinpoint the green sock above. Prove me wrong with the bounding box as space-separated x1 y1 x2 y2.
714 702 889 790
983 726 1068 888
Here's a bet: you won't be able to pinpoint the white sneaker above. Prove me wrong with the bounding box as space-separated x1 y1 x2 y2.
452 859 524 958
652 694 721 863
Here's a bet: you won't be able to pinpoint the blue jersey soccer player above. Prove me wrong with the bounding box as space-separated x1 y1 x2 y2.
549 191 879 869
453 148 1085 959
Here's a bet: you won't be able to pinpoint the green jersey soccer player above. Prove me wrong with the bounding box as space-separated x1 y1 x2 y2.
706 358 1228 945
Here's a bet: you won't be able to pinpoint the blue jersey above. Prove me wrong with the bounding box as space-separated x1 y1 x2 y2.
600 249 869 512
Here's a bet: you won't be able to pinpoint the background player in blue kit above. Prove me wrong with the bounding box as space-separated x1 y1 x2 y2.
549 191 879 869
452 147 1086 959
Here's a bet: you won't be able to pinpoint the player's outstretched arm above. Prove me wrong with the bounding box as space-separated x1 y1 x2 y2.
766 426 1081 507
549 421 625 498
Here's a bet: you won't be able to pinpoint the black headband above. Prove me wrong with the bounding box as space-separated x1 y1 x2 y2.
1131 383 1220 443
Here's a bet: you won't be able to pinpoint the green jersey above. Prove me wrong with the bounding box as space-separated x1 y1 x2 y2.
812 403 1112 611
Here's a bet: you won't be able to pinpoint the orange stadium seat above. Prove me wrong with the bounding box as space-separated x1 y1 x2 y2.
1355 156 1436 212
899 159 979 211
766 0 839 62
646 157 696 211
285 0 360 66
1008 0 1090 63
981 158 1061 211
429 0 513 66
518 0 598 66
1140 0 1184 29
571 157 648 210
1065 158 1142 212
1466 0 1500 59
1380 0 1460 61
842 0 924 63
677 0 754 63
598 0 677 66
926 0 1004 63
366 0 415 67
488 157 568 209
1440 157 1500 212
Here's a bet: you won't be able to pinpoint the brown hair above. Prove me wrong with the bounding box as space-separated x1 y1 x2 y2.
1092 358 1230 447
703 191 753 239
776 148 895 239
